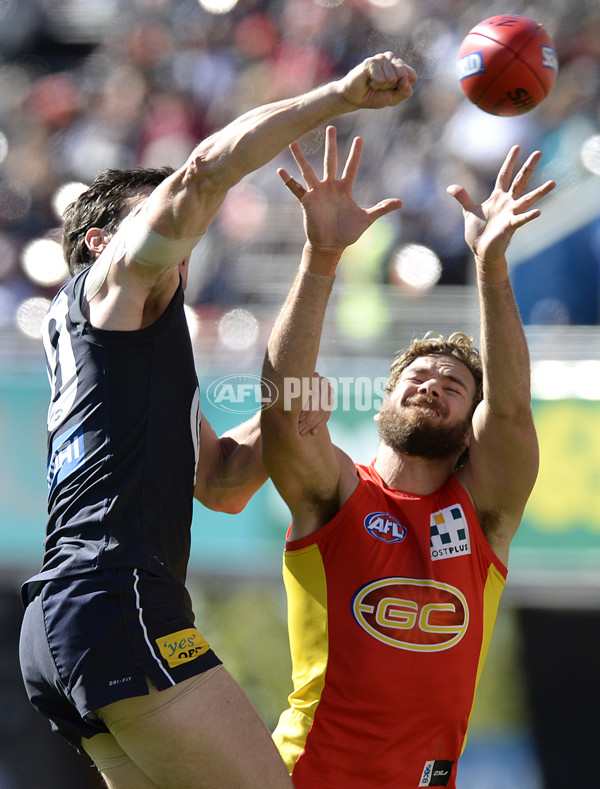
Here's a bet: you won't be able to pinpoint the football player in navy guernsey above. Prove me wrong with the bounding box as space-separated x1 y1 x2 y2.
18 54 417 789
260 128 555 789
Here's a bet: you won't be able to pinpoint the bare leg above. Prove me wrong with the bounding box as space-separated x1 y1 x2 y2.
92 666 292 789
81 732 161 789
100 761 161 789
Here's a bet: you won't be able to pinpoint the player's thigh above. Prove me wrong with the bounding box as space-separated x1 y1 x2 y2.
97 666 292 789
81 731 160 789
100 763 159 789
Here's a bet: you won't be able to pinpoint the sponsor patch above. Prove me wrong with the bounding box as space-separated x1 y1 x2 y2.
155 627 210 668
419 759 454 786
430 504 471 561
47 422 85 493
364 512 407 544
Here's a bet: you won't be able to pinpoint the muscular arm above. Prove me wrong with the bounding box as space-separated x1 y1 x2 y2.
468 272 539 564
449 147 556 564
144 52 416 242
261 127 405 539
262 252 352 538
194 412 268 514
193 384 335 513
88 53 415 329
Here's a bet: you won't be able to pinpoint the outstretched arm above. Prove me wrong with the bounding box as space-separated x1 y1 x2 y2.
146 52 416 242
89 52 415 328
262 126 404 539
448 146 556 564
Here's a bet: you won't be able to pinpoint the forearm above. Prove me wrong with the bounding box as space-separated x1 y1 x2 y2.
148 85 350 238
197 412 268 513
196 83 350 189
263 245 341 415
476 257 532 417
196 49 416 193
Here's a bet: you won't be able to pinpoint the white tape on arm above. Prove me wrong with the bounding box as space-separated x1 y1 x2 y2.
124 211 203 268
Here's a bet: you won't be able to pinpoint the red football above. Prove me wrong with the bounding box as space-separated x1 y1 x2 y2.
457 14 559 116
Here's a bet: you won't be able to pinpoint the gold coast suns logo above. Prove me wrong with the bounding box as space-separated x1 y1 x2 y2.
352 577 469 652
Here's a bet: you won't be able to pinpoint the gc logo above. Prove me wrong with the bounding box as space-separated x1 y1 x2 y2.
352 577 469 652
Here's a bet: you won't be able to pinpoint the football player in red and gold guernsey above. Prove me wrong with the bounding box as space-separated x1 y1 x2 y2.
261 125 555 789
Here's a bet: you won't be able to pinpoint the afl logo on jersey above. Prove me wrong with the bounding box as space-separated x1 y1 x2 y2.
352 577 469 652
364 512 407 544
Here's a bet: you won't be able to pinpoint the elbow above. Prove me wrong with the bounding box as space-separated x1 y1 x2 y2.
223 500 247 515
195 489 249 515
211 487 251 514
184 141 241 195
212 499 247 515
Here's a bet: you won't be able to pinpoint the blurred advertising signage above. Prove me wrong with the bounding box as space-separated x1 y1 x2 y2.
0 370 599 578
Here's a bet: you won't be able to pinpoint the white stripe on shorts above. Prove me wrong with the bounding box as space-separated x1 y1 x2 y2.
132 568 175 685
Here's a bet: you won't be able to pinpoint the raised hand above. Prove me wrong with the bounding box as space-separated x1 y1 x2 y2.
278 125 403 253
447 145 556 273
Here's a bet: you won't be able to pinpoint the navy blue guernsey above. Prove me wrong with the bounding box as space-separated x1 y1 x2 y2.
24 269 201 596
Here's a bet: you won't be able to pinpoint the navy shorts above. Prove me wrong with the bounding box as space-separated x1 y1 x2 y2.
19 567 222 747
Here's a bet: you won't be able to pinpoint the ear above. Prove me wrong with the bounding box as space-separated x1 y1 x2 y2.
85 227 111 258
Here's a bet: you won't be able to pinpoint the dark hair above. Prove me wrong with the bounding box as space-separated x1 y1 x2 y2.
62 166 174 275
387 331 484 413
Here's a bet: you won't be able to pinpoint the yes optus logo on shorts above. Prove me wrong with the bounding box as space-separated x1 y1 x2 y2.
352 578 469 651
155 627 211 667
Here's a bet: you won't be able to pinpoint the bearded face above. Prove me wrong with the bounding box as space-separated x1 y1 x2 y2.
377 393 472 461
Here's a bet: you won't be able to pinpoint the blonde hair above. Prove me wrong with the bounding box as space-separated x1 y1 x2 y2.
387 331 483 411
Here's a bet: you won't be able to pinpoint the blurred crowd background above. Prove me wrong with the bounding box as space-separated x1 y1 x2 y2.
1 0 600 366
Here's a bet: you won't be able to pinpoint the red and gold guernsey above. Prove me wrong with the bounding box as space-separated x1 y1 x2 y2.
273 462 507 789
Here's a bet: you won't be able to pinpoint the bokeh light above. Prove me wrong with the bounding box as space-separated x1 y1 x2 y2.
197 0 238 15
218 308 259 350
21 238 68 287
51 182 88 220
390 244 442 292
580 134 600 175
15 296 51 339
